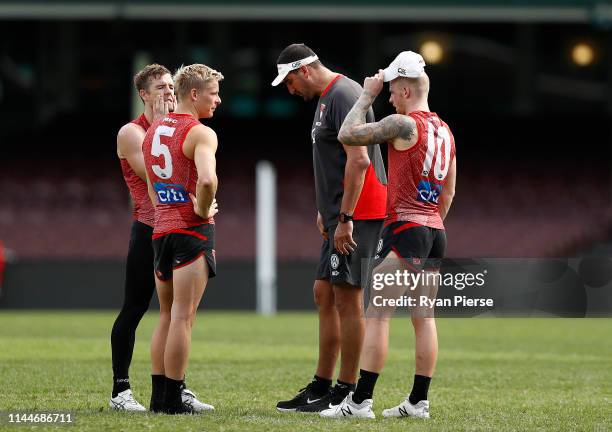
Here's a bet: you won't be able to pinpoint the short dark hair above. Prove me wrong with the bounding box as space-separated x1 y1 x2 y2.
276 43 322 68
133 63 171 92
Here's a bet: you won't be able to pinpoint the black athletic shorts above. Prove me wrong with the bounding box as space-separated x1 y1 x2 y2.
316 219 384 288
152 224 216 281
376 221 446 271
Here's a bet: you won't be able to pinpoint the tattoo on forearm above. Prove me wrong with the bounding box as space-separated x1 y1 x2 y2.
340 94 373 140
339 93 414 146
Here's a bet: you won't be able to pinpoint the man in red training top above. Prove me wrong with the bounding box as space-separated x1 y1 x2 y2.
111 64 211 413
143 63 222 415
110 64 174 412
321 51 457 420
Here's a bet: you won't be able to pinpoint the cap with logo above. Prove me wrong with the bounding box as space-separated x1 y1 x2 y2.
271 55 319 86
382 51 426 82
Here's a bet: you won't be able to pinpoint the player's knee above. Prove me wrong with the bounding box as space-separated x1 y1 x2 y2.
187 313 198 329
131 302 149 320
158 300 172 316
411 316 435 330
117 304 147 326
334 288 363 316
313 282 334 309
159 308 171 323
170 316 192 329
171 308 194 324
366 316 391 327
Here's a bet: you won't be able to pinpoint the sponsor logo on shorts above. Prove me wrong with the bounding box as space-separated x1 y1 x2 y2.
375 238 383 259
330 254 340 270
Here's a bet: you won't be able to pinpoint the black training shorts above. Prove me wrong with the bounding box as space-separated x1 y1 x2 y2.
376 221 446 271
152 224 216 281
316 219 383 288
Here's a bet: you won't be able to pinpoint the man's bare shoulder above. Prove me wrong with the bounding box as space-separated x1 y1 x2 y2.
184 124 218 159
385 114 418 151
117 122 146 157
188 124 217 140
186 124 218 149
385 114 417 137
118 122 146 139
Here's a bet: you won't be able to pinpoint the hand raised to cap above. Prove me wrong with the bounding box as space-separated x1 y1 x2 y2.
363 69 385 98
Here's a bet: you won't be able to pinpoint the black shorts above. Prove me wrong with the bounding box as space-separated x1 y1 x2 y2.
376 221 446 271
316 219 384 288
152 224 216 281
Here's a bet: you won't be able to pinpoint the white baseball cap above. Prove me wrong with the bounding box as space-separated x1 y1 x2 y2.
271 54 319 86
382 51 426 82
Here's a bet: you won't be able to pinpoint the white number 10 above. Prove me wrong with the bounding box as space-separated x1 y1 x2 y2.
422 121 451 181
151 125 175 179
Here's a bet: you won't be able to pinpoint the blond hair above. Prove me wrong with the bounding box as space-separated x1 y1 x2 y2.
173 64 224 101
398 73 430 98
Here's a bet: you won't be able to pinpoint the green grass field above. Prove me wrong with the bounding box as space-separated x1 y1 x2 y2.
0 312 610 431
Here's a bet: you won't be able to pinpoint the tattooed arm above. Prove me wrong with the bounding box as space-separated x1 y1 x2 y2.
338 70 416 147
338 111 416 147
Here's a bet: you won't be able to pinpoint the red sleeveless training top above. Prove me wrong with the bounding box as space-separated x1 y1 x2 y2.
120 113 155 227
386 111 456 229
142 113 214 235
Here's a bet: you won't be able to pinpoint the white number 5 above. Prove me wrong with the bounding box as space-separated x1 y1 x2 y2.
422 121 451 181
151 125 175 179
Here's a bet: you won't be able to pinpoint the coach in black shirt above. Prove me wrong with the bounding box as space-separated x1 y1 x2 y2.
272 43 387 413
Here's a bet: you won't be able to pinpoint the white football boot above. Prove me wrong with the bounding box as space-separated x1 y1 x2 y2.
182 388 215 412
320 392 375 419
109 389 147 412
382 397 429 419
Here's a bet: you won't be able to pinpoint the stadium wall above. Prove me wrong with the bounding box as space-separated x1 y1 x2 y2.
0 261 317 310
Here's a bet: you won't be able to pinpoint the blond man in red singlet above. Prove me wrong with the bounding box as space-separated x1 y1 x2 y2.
322 51 457 420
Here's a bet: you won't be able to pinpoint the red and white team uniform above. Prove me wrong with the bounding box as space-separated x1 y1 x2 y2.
142 113 214 236
120 114 155 227
386 111 456 229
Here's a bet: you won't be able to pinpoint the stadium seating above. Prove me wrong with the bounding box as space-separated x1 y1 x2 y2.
0 160 608 260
